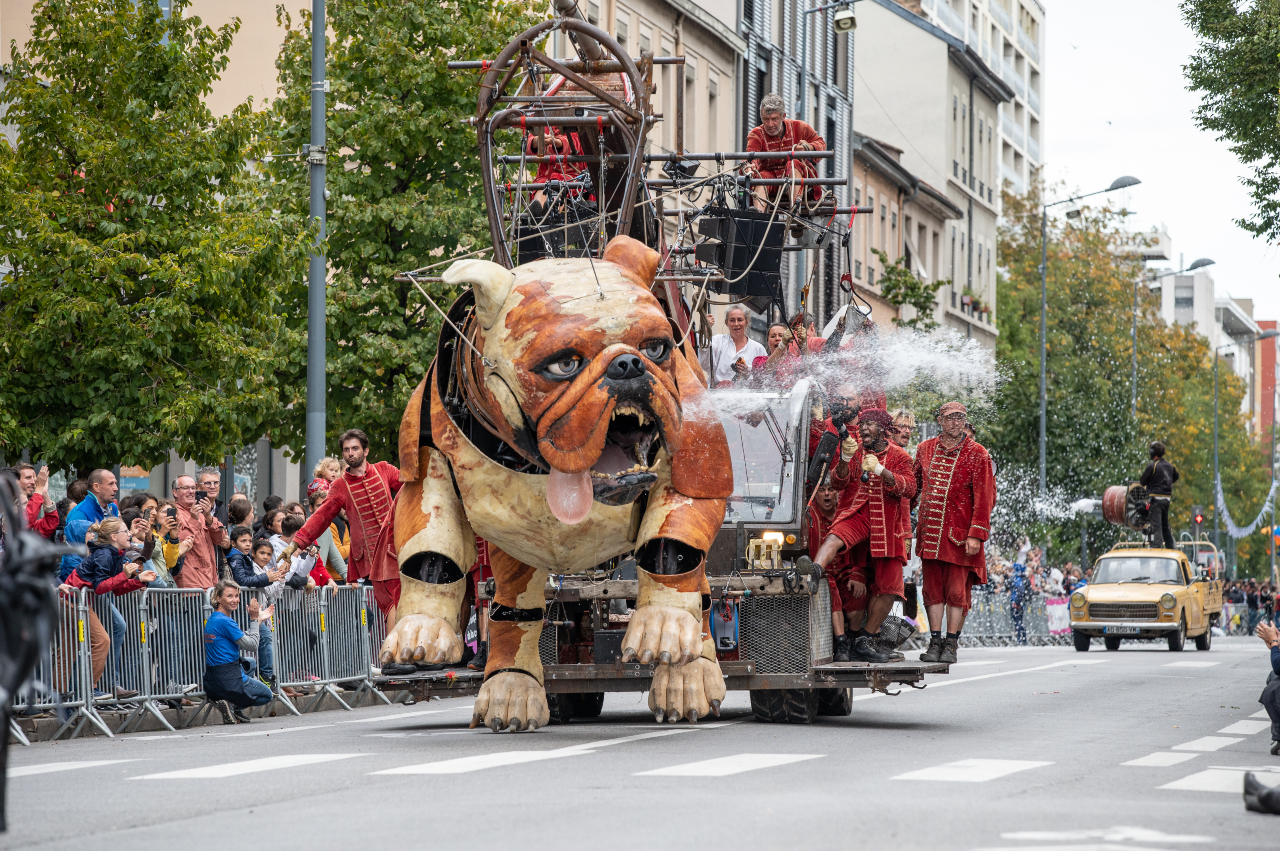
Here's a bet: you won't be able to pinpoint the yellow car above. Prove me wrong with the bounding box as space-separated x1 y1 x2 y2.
1069 543 1222 652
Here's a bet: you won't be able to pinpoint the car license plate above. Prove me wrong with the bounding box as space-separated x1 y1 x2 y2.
1104 626 1140 635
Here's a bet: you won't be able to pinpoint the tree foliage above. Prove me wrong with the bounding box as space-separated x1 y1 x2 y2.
0 0 304 473
993 181 1274 574
871 248 945 331
1182 0 1280 242
262 0 542 464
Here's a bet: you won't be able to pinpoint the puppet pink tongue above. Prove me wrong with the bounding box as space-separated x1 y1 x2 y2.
547 467 593 525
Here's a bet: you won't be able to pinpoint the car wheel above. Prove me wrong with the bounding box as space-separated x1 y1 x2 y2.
1167 615 1186 652
1194 627 1212 651
816 687 853 717
1073 631 1091 652
572 692 605 718
749 689 786 723
1104 636 1122 651
546 694 574 725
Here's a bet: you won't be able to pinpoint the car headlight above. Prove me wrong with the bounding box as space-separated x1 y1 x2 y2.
1071 592 1086 609
1160 593 1176 610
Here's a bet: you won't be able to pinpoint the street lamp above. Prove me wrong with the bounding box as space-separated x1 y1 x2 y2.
1039 175 1141 499
1133 257 1215 419
1213 327 1280 554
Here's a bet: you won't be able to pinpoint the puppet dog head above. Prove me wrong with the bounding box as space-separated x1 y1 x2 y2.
443 237 684 523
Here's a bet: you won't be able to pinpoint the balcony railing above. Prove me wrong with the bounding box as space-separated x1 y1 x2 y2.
1027 135 1040 162
933 0 965 36
989 0 1012 33
1001 112 1024 150
1002 162 1024 195
1028 86 1041 114
1018 26 1040 64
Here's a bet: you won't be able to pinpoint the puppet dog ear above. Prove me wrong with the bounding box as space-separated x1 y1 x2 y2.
442 259 516 330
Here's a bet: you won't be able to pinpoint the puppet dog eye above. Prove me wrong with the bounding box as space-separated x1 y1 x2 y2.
543 355 583 379
641 340 670 363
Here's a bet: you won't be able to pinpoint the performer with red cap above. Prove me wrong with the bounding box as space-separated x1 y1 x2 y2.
913 402 995 664
811 408 915 662
807 476 866 662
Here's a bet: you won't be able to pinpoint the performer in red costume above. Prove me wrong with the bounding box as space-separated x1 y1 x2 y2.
913 402 995 664
282 429 402 618
744 93 825 210
808 477 865 662
811 408 915 662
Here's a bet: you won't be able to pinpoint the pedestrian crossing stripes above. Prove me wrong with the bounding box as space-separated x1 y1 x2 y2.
635 753 822 777
1171 736 1244 752
1251 710 1270 719
892 758 1053 782
1217 720 1270 735
335 708 467 724
371 729 694 775
132 754 363 779
1163 661 1219 668
10 760 139 778
1122 752 1199 767
1159 767 1280 793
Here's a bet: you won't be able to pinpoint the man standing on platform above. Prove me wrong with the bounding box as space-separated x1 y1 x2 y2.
811 408 915 663
808 476 864 662
914 402 995 664
743 93 826 211
283 429 402 619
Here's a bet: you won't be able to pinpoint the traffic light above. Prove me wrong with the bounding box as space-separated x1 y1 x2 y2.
1191 505 1204 540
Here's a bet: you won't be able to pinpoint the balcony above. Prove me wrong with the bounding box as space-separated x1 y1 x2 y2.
1028 86 1041 114
1002 112 1024 150
933 0 965 37
1000 56 1025 100
1027 135 1040 162
1018 26 1040 64
989 0 1012 33
1002 162 1024 195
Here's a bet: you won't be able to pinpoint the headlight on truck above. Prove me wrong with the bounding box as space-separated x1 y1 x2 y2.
1160 593 1177 610
1071 592 1086 609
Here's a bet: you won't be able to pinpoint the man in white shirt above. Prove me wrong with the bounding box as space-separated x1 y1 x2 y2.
702 306 767 387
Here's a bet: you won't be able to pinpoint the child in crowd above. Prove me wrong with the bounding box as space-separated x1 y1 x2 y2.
308 457 342 498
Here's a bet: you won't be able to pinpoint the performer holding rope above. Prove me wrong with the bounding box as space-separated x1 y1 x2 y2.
743 93 825 211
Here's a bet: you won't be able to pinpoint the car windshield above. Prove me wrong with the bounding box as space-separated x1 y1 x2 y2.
713 382 806 525
1092 557 1183 585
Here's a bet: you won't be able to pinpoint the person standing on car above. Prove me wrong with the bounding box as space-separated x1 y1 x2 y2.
1139 441 1178 549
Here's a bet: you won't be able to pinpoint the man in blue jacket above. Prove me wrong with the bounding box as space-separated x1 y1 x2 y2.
59 469 120 581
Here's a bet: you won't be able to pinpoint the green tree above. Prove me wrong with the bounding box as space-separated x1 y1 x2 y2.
993 181 1274 572
871 248 945 331
1182 0 1280 242
263 0 541 464
0 0 304 473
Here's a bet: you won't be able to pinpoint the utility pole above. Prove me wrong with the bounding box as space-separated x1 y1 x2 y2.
305 0 327 480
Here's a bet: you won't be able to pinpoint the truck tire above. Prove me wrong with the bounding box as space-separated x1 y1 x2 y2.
816 688 853 717
1073 631 1091 652
749 689 786 723
783 689 819 724
546 694 575 725
1194 628 1212 651
573 692 605 718
1104 636 1122 651
1167 615 1186 652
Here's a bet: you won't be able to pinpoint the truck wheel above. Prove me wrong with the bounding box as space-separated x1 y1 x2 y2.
572 692 605 718
1104 637 1122 651
783 689 819 724
546 694 574 725
1194 628 1212 651
1167 615 1186 652
1073 631 1091 652
816 688 853 717
749 689 786 723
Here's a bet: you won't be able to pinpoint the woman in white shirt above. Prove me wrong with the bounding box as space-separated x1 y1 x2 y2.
703 306 767 387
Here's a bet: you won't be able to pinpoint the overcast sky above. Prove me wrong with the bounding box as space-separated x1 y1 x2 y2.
1043 0 1279 321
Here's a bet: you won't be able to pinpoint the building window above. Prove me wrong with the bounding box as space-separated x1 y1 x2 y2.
639 26 651 53
854 187 861 204
953 160 959 177
616 19 628 50
743 0 755 25
891 211 897 228
988 187 994 203
855 260 862 279
979 180 984 197
953 95 958 118
869 267 876 286
962 168 967 184
587 1 599 24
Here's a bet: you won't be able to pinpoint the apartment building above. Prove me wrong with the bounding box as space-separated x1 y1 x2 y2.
852 0 1012 349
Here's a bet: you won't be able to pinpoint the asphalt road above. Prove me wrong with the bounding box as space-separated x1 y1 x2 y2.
5 639 1278 850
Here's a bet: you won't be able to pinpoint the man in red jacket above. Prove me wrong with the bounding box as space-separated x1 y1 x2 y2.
17 463 59 539
808 477 865 662
282 429 402 616
812 408 915 662
744 93 825 210
913 402 995 664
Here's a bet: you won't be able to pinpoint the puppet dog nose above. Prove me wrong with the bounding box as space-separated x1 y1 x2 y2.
606 353 646 381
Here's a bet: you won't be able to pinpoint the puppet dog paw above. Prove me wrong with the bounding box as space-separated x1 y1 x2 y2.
649 657 726 723
471 671 549 732
378 614 464 666
621 606 701 665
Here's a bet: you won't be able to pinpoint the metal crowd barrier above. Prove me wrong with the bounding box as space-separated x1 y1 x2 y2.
958 589 1073 646
10 584 391 742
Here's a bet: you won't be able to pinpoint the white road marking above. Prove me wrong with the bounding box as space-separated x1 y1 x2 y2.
1171 736 1245 752
1218 720 1270 735
892 758 1052 782
1121 752 1199 767
124 735 185 741
1160 767 1280 793
1251 710 1270 719
372 729 695 775
949 660 1006 667
1163 661 1219 668
635 753 822 777
849 659 1110 703
1001 826 1214 844
335 708 470 724
10 760 139 778
132 754 362 779
210 724 332 738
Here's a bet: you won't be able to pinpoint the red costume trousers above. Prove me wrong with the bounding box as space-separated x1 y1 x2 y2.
825 566 868 614
373 576 402 617
828 509 906 601
921 559 973 610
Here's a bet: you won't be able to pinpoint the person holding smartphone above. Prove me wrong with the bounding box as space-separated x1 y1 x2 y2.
169 474 226 590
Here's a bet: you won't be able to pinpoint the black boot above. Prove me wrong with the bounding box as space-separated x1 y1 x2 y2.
939 635 959 664
833 633 851 663
920 634 943 663
468 641 488 672
874 637 905 662
851 633 891 663
1243 772 1280 813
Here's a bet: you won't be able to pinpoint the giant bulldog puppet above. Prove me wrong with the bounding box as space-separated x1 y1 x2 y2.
379 236 733 732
